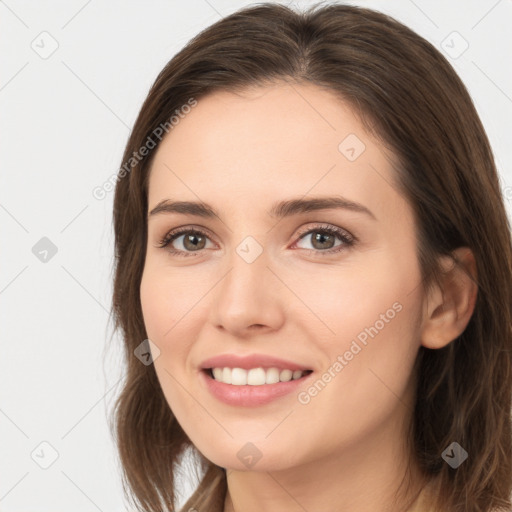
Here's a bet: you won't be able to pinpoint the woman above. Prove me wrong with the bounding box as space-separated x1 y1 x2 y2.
109 3 512 511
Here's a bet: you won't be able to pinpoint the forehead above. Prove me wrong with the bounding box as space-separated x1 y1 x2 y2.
147 82 404 220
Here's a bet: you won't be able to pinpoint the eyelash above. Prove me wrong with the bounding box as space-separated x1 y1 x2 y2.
156 223 356 258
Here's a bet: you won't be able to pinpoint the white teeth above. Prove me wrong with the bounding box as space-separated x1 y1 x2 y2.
212 367 223 381
280 369 293 382
222 367 232 384
231 368 247 385
210 367 310 385
266 367 280 384
247 367 265 385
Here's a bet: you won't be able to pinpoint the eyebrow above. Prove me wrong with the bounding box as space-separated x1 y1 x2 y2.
148 196 376 221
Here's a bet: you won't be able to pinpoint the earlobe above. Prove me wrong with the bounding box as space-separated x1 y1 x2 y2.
420 247 478 350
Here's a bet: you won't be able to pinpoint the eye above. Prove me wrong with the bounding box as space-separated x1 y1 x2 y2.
292 223 355 254
156 227 215 258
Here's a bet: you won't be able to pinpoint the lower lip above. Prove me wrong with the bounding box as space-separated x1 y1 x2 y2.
200 369 313 407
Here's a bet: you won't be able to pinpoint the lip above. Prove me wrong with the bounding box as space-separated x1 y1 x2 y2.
199 368 314 407
199 353 312 372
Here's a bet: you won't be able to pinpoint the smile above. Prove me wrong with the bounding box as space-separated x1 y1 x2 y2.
208 366 312 385
200 367 314 407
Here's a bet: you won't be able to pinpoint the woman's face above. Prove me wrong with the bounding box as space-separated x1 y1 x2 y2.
140 82 425 471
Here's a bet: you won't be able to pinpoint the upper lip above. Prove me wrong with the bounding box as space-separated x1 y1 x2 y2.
200 353 312 371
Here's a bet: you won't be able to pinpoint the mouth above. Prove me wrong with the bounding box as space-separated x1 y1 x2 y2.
203 367 314 386
200 365 315 407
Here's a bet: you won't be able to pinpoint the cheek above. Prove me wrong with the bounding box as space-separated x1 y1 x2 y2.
288 271 422 454
287 254 418 343
140 267 170 339
292 252 422 396
139 265 196 415
139 263 209 383
140 263 199 342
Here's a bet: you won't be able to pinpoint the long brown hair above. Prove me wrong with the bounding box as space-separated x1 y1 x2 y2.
108 3 512 511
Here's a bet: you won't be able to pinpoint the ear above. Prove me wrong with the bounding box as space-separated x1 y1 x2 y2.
421 247 478 349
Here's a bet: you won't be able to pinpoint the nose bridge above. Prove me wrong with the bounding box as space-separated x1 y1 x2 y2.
209 234 285 334
218 215 272 293
219 238 271 305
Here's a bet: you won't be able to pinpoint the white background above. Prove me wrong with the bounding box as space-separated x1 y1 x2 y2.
1 1 511 511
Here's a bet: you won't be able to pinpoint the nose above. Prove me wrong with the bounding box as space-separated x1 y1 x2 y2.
209 246 286 338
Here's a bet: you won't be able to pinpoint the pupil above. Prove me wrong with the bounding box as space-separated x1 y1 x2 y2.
185 234 205 250
314 232 333 249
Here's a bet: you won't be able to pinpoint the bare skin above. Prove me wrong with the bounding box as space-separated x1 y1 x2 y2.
140 82 478 512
